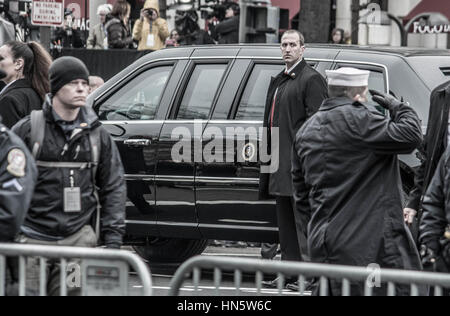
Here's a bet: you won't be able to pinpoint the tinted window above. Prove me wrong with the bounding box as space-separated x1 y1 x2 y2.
366 70 386 106
98 66 172 121
235 64 284 120
177 64 227 120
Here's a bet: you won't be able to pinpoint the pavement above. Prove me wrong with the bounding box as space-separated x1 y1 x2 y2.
128 245 312 296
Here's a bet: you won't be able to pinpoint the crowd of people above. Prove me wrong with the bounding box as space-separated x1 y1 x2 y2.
50 0 241 52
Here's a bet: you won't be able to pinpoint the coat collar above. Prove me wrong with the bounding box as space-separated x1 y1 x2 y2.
275 58 307 81
436 80 450 94
319 97 356 111
0 78 32 96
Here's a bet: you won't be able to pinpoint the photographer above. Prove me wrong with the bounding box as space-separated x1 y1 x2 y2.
52 9 85 48
105 0 133 49
212 3 239 44
132 0 169 51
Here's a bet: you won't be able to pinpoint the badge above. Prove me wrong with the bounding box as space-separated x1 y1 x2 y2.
64 187 82 212
242 143 256 162
146 34 155 47
6 149 26 177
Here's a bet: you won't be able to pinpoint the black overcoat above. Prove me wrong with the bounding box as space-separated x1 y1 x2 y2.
259 59 328 199
407 81 450 211
292 97 425 295
0 79 42 129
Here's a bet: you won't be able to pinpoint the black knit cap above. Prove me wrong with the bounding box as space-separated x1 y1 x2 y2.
49 56 89 95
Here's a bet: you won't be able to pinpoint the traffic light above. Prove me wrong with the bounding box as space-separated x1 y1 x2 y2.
239 0 281 43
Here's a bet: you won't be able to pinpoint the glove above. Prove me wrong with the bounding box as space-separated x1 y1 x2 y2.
420 244 438 267
369 90 403 111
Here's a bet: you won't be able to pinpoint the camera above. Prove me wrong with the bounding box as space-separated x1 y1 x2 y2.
144 8 157 19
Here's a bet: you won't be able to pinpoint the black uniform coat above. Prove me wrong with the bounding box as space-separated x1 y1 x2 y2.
12 95 126 248
407 81 450 212
0 121 37 241
292 97 424 294
0 79 42 129
259 59 328 199
420 147 450 260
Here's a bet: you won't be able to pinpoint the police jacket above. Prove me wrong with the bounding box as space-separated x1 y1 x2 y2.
0 121 37 241
292 97 423 283
0 79 42 129
407 81 450 211
259 59 328 198
12 96 126 248
420 147 450 253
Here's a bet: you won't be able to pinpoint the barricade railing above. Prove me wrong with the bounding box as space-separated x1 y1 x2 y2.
0 243 152 296
168 256 450 296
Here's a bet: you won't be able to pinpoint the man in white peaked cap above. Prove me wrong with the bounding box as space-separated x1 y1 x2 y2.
291 67 426 295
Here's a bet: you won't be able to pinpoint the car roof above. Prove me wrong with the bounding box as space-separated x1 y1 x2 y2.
144 43 450 61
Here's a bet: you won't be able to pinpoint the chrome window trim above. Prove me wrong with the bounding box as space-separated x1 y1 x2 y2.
124 174 261 184
102 119 263 125
94 57 188 103
97 56 390 123
199 223 278 232
126 220 157 225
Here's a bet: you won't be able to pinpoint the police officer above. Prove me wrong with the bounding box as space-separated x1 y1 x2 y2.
0 116 37 295
292 68 425 295
12 56 126 295
420 147 450 277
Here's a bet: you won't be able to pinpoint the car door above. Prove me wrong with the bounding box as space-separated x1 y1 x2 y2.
94 60 186 237
196 60 286 242
156 59 233 239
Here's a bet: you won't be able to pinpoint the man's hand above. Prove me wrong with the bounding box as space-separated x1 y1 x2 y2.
370 90 404 111
403 207 417 226
140 9 150 21
420 244 437 267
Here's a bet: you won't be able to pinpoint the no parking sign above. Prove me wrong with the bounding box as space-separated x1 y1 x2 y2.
31 0 64 27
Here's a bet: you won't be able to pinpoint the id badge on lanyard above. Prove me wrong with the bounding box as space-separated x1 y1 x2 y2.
146 34 155 47
64 170 81 212
147 22 155 47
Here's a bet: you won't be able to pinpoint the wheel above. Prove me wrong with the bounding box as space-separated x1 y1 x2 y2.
133 238 209 264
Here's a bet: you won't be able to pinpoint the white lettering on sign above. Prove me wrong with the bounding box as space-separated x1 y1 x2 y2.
413 22 450 34
31 0 64 27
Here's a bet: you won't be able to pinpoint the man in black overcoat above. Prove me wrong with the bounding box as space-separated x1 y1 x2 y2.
259 30 328 289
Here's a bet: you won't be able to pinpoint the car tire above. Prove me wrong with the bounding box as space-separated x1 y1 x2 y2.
133 238 209 264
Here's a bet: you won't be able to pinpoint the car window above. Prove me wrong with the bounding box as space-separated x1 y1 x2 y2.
177 64 227 120
98 66 172 121
366 70 386 106
235 64 284 121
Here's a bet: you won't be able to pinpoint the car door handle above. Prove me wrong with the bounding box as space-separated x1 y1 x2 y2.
124 139 152 147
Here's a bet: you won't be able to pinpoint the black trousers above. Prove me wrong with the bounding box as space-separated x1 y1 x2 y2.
275 196 308 262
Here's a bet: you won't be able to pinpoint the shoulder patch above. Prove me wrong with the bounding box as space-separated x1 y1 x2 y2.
6 148 26 177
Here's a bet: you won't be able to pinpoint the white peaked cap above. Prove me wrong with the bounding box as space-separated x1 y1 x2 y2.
325 67 370 87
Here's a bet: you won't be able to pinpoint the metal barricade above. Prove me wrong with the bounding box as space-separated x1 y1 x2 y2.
169 256 450 296
0 243 152 296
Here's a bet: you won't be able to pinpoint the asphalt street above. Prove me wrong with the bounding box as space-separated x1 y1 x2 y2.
128 245 311 296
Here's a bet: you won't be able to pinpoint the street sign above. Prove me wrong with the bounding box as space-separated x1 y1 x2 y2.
31 0 64 27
